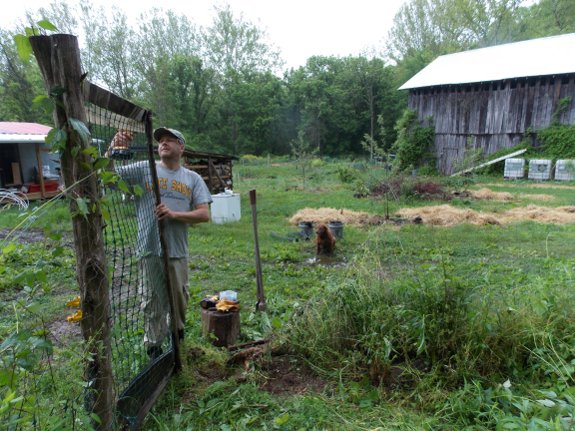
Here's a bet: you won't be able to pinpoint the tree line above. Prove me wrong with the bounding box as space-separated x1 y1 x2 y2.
1 0 573 158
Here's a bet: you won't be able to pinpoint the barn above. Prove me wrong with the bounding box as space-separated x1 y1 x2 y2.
399 33 575 175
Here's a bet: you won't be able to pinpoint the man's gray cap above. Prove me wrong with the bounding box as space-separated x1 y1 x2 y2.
153 127 185 145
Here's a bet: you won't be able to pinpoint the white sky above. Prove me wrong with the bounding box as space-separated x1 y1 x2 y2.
0 0 408 69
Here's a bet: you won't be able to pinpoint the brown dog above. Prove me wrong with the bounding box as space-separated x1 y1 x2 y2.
316 223 336 256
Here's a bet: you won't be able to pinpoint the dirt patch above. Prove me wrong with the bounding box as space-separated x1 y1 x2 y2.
259 354 329 396
48 318 82 348
396 204 575 226
0 228 46 244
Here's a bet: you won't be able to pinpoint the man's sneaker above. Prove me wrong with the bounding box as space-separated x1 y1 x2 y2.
147 346 163 359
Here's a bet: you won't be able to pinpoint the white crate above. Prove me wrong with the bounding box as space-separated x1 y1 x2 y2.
211 192 241 224
528 159 552 180
504 158 525 178
554 160 575 181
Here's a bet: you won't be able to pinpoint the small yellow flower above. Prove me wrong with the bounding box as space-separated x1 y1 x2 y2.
67 309 83 322
66 296 81 308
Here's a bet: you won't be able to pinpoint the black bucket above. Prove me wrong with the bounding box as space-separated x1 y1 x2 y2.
328 220 344 240
298 221 314 240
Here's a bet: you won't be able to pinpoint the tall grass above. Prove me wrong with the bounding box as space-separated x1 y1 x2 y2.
284 222 575 426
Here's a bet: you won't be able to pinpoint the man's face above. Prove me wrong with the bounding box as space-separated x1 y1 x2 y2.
157 135 184 159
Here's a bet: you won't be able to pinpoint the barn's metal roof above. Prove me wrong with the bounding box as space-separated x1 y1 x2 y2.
399 33 575 90
0 122 51 143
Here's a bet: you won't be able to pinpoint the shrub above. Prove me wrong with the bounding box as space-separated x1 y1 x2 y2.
335 165 357 184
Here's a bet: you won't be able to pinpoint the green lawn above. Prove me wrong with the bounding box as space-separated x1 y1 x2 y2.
2 159 575 430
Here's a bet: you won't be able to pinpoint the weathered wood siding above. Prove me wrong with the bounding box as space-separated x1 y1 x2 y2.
407 74 575 174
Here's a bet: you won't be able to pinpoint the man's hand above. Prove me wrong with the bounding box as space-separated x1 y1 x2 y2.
155 203 173 220
155 203 210 224
105 130 134 158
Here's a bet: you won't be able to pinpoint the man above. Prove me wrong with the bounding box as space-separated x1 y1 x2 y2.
108 127 212 359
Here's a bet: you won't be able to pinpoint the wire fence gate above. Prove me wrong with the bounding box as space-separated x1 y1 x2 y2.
87 87 178 428
30 34 179 430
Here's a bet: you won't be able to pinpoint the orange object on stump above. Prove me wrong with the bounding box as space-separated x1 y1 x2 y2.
201 308 240 347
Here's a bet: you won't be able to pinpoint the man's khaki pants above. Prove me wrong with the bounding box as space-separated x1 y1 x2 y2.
141 256 189 349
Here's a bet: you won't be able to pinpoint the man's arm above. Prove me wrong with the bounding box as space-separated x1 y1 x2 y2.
155 203 210 225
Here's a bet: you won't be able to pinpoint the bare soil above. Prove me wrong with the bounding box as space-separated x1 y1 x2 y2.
259 354 329 396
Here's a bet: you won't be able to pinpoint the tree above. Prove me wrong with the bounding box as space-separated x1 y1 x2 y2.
361 114 388 163
202 4 282 77
0 29 51 122
202 5 283 154
290 129 318 189
386 0 524 83
79 3 139 99
130 9 205 133
512 0 575 39
285 56 402 157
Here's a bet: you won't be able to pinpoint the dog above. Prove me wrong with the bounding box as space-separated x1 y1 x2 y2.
316 223 336 256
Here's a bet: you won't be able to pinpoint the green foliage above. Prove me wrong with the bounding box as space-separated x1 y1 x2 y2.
0 296 96 430
361 114 389 162
537 124 575 160
335 165 358 184
391 109 435 172
551 97 572 125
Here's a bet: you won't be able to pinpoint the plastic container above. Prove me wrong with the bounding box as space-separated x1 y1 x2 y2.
555 160 575 181
504 158 525 178
211 191 241 224
328 220 344 239
528 159 551 180
298 221 314 240
219 290 237 301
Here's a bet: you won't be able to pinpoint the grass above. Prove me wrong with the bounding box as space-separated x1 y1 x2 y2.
2 159 575 429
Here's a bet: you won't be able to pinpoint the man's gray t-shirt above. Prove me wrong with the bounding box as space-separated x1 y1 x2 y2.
117 161 212 258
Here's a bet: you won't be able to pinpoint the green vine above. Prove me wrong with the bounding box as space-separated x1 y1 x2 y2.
391 109 435 172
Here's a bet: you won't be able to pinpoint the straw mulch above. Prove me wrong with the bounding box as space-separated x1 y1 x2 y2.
483 182 575 190
288 207 376 226
468 188 554 202
290 202 575 228
396 204 575 226
469 188 514 201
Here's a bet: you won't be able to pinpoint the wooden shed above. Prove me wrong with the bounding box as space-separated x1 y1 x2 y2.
0 122 62 200
181 149 237 194
399 33 575 175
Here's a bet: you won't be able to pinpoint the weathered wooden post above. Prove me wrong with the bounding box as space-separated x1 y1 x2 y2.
29 34 114 430
249 189 266 311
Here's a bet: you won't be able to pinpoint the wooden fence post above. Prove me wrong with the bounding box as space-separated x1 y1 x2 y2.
29 34 114 430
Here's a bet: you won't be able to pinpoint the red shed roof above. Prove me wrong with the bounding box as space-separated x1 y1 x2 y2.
0 122 52 135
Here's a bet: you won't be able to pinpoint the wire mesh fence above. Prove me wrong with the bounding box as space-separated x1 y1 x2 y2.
86 88 176 429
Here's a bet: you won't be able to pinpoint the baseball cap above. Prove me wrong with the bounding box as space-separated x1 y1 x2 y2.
153 127 186 145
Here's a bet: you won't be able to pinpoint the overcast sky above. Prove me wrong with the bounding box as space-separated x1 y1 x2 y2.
1 0 408 69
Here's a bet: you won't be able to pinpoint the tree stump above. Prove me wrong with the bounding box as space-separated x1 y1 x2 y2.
201 308 240 347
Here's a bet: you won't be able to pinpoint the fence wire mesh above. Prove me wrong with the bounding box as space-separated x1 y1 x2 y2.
86 97 175 429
